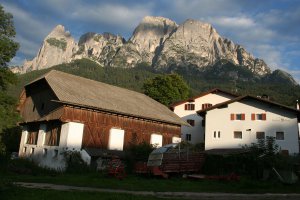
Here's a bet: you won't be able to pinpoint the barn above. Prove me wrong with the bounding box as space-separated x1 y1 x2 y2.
18 70 185 169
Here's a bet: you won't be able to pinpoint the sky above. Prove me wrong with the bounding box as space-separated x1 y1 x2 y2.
1 0 300 81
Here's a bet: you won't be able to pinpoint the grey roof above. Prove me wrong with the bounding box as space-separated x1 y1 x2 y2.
28 70 186 126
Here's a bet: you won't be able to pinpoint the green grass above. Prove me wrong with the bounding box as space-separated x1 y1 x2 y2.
2 171 300 194
1 186 167 200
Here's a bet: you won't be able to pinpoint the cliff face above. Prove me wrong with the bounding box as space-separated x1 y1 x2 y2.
18 16 279 78
154 19 270 75
22 25 77 73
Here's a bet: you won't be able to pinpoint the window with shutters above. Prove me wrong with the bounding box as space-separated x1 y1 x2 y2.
256 132 265 139
213 131 221 138
231 113 245 120
187 119 195 126
251 113 266 121
44 122 61 146
184 103 195 110
234 131 242 139
26 124 39 145
202 103 212 110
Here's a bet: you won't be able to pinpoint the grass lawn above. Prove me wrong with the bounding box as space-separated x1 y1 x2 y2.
1 186 168 200
2 171 300 194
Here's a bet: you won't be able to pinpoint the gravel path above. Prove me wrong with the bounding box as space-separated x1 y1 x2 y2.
14 182 300 200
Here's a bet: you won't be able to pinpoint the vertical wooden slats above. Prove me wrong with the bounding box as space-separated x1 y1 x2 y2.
230 113 235 120
262 113 267 120
251 113 255 120
64 106 180 150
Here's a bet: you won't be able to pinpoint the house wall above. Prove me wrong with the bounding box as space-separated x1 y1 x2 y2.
205 99 300 154
173 93 234 144
18 121 86 170
61 106 181 150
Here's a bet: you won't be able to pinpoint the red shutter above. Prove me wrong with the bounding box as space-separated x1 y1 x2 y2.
184 104 187 110
202 104 205 110
230 114 235 120
191 104 195 110
262 113 266 120
241 113 245 120
251 113 255 120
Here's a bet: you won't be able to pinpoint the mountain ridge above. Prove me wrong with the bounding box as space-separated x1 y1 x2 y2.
11 16 297 85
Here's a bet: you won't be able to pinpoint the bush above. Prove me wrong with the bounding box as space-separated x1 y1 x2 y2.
63 151 91 173
124 142 155 173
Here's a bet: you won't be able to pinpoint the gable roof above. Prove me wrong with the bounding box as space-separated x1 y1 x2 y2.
25 70 187 126
170 88 238 108
197 95 300 116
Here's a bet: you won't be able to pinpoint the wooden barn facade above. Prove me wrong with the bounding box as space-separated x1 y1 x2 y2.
18 70 185 169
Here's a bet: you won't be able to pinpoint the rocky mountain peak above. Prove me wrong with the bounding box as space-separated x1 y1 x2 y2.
129 16 178 63
47 24 71 39
17 16 295 84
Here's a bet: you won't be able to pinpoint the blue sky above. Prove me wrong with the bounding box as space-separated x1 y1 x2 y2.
1 0 300 81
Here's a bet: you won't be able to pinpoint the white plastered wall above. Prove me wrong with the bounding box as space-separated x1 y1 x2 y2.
205 100 300 154
18 122 86 170
173 93 234 144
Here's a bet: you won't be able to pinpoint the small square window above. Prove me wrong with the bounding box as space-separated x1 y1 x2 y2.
187 119 195 126
276 132 284 140
185 134 191 141
256 132 265 139
234 131 242 139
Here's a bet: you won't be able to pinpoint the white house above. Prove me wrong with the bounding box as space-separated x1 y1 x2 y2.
170 89 237 144
197 95 300 154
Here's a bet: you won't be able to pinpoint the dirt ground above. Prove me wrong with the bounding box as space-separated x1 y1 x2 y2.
15 182 300 200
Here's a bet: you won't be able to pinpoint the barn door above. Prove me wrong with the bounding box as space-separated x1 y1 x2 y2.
108 128 125 150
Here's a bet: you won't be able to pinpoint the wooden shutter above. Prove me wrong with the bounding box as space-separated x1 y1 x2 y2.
230 114 235 120
262 113 266 120
184 104 188 110
251 113 255 120
241 113 245 120
191 104 195 110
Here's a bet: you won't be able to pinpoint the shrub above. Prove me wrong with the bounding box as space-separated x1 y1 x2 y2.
63 151 91 173
46 38 67 51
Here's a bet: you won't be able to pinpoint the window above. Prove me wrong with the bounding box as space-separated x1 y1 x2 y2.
256 132 265 139
230 113 245 120
234 131 242 139
276 132 284 140
45 122 61 146
202 103 212 110
185 134 191 141
187 119 195 126
150 134 163 148
108 128 125 150
213 131 221 138
26 125 39 145
252 113 266 120
184 104 195 110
